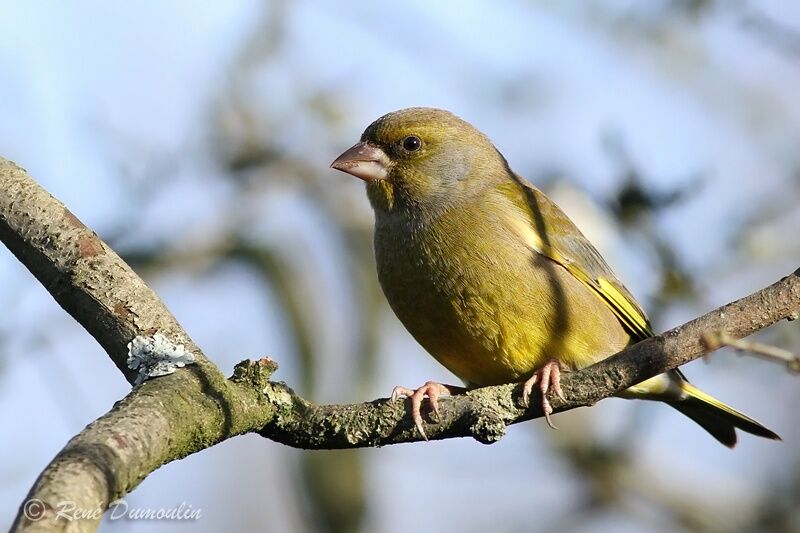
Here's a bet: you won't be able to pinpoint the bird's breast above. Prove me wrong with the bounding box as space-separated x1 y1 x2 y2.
375 208 555 385
373 202 630 387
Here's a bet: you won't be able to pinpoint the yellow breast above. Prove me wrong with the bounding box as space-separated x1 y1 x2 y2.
374 203 631 387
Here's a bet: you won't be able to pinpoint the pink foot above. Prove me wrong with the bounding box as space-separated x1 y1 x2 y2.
391 381 465 440
521 359 566 430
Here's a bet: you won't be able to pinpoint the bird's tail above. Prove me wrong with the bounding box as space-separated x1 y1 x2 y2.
666 380 780 448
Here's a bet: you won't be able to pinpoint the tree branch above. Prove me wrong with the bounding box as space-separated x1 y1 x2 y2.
701 331 800 373
2 156 798 532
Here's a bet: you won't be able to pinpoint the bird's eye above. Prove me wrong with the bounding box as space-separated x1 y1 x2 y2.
402 135 422 152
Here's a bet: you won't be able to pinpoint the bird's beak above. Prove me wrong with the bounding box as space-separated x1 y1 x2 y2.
330 142 390 181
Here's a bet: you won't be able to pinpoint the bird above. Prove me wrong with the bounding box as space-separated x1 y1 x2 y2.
330 107 779 446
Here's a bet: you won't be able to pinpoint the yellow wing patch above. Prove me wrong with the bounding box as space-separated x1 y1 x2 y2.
506 209 652 341
591 275 651 340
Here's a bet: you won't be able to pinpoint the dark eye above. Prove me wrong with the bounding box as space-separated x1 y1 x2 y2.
402 135 422 152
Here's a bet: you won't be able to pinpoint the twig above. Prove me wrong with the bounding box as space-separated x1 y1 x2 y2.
701 331 800 373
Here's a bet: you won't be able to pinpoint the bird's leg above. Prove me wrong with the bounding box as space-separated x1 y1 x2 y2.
521 359 566 430
391 381 465 440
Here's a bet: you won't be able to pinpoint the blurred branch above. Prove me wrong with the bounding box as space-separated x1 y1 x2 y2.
736 3 800 59
2 157 798 532
702 330 800 373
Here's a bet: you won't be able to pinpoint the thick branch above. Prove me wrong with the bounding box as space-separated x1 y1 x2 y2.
2 157 798 532
1 159 279 531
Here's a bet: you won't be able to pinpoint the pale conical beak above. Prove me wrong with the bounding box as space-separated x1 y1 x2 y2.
330 142 390 181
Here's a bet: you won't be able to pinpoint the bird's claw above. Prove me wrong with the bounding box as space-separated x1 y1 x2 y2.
391 381 461 440
521 359 565 430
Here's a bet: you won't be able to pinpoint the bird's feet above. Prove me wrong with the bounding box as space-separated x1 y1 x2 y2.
521 359 566 430
391 381 465 440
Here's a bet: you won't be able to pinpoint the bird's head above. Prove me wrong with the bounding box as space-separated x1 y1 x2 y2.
331 107 506 215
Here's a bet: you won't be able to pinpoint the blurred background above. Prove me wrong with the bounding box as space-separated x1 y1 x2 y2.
1 1 799 531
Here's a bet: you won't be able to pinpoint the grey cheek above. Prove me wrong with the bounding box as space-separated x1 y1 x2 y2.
451 144 481 182
452 159 471 181
433 146 472 183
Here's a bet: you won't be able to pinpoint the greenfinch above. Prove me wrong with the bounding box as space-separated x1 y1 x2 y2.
331 107 779 446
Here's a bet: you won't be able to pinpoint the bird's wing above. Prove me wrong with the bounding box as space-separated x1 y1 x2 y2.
501 176 653 341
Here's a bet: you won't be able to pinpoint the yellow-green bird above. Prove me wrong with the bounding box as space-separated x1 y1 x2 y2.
331 107 779 446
